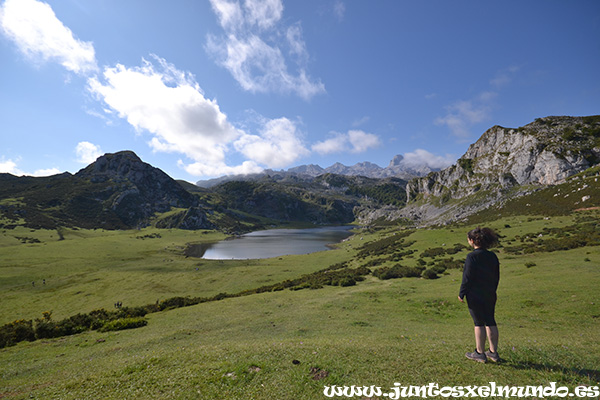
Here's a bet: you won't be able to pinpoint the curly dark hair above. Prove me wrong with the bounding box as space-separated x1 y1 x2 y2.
467 227 499 249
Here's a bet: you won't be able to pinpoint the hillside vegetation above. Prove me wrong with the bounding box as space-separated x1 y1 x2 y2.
1 203 598 398
1 115 599 398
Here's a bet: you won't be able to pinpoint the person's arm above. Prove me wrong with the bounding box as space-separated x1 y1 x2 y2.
458 254 473 301
493 253 500 290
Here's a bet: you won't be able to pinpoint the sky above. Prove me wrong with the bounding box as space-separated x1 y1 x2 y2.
1 0 599 182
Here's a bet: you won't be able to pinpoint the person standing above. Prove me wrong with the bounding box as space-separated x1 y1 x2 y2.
458 227 500 363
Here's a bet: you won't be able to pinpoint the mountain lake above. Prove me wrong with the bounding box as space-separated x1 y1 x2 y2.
185 226 354 260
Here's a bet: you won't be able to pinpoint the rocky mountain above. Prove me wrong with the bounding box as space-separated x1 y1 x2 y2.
0 151 408 231
2 115 598 231
196 155 438 188
358 115 600 225
0 151 213 230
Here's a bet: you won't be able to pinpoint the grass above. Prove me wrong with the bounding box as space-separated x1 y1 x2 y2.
0 212 599 399
0 226 356 323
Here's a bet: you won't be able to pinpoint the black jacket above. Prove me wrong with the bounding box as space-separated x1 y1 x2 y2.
459 248 499 304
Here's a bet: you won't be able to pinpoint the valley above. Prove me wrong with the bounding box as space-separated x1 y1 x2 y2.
0 115 599 399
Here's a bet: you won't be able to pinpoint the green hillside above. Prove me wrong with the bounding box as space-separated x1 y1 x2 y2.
1 206 598 398
1 117 599 399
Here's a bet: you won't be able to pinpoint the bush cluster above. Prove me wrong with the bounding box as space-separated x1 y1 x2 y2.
356 230 414 259
372 264 424 280
99 317 148 332
420 243 468 258
503 222 600 255
0 306 155 349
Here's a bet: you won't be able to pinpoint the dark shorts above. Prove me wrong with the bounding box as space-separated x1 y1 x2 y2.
467 297 496 327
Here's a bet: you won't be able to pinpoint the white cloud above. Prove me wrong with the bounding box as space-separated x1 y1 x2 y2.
75 141 103 164
0 158 23 175
402 149 455 169
0 0 97 75
208 0 243 32
435 96 494 138
352 116 370 127
0 157 60 176
181 159 263 177
32 167 60 176
490 65 520 88
244 0 283 30
234 117 310 168
311 133 348 155
286 23 308 63
206 0 325 100
89 56 311 177
347 130 381 153
333 0 346 22
437 67 519 138
312 130 381 155
88 55 242 167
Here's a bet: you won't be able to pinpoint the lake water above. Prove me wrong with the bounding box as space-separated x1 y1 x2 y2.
187 226 354 260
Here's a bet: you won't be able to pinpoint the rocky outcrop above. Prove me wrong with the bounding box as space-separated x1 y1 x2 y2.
406 116 600 203
355 116 600 226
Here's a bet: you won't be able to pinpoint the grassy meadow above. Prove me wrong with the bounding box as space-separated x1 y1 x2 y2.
1 211 599 399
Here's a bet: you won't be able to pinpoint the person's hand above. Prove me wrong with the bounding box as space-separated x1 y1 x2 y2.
458 296 464 302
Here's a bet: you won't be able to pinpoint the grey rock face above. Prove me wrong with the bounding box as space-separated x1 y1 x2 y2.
355 116 600 226
406 116 600 203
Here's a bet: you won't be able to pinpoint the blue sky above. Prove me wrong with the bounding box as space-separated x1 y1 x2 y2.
1 0 599 182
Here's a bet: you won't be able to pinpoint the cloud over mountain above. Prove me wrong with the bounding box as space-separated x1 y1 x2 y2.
312 130 381 155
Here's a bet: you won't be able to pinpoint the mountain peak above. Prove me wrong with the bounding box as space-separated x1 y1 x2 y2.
76 151 147 183
388 154 404 167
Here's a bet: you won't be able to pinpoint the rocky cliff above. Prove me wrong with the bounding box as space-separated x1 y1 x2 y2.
359 115 600 225
407 116 600 201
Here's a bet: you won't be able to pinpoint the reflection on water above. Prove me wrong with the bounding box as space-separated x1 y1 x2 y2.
187 226 353 260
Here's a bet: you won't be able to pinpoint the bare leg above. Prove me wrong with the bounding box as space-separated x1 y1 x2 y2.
486 326 499 353
474 326 486 353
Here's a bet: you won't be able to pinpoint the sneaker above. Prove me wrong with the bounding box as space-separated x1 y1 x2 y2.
465 350 487 363
485 350 500 362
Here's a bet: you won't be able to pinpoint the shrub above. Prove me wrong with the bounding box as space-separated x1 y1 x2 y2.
458 158 474 174
430 264 447 274
339 277 357 287
421 268 439 279
420 247 446 258
373 264 424 280
0 319 35 348
159 296 200 310
99 317 147 332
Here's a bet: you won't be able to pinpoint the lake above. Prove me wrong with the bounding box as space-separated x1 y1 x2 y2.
186 226 354 260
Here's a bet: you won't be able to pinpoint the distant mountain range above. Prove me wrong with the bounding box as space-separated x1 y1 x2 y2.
1 115 598 232
196 154 440 188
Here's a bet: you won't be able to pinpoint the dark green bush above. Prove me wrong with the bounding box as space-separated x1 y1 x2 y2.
373 264 424 280
458 158 474 173
421 268 439 279
0 319 35 348
99 317 147 332
420 247 446 258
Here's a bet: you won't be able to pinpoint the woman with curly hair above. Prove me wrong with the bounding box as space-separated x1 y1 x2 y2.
458 227 500 363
